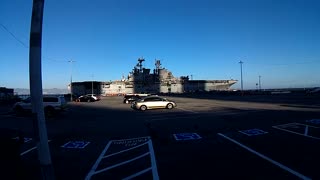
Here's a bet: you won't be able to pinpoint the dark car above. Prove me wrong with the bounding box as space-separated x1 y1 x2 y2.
76 95 95 102
123 95 141 104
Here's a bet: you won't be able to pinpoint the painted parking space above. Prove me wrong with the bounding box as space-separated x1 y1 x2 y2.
218 133 311 180
239 128 268 136
86 136 158 180
217 123 320 180
20 138 91 157
150 130 301 179
61 141 91 149
173 133 202 141
273 122 320 140
20 140 52 156
16 136 53 156
306 119 320 125
14 135 105 178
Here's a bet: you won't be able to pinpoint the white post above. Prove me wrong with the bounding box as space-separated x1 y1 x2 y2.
29 0 54 179
259 75 261 91
239 61 244 91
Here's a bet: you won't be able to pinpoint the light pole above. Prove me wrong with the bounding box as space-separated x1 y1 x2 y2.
239 61 244 91
29 0 54 178
91 74 94 94
68 60 75 101
259 75 261 91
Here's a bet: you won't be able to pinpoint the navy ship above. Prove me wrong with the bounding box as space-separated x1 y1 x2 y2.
71 58 237 96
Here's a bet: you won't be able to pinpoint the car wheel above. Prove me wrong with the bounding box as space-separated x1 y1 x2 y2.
87 99 91 102
126 100 129 104
140 105 147 111
167 103 173 109
45 107 55 117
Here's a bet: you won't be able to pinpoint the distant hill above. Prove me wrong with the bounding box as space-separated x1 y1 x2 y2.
15 88 69 95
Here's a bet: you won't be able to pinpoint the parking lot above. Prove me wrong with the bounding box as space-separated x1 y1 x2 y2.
1 94 320 179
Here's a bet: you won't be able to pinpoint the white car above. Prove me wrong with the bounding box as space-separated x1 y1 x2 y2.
13 96 67 116
131 96 177 111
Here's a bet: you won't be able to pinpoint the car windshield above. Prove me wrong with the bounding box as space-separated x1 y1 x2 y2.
4 1 320 179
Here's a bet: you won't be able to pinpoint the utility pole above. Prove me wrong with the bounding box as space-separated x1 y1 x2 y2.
259 75 261 91
91 74 94 94
239 61 244 91
68 60 75 101
29 0 54 179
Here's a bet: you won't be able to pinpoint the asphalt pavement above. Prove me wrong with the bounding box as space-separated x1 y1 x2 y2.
0 94 319 179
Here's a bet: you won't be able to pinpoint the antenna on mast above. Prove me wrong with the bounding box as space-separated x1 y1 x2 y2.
137 57 145 72
155 59 161 74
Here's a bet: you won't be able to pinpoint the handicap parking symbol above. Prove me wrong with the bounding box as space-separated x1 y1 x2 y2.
173 133 202 141
61 141 90 149
306 119 320 125
23 137 32 143
239 129 268 136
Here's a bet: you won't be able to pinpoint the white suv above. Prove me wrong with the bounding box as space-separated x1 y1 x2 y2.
13 96 67 116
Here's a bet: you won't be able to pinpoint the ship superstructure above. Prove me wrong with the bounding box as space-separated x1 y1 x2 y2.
71 58 237 96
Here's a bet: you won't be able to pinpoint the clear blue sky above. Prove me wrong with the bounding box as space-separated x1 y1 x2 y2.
1 0 319 90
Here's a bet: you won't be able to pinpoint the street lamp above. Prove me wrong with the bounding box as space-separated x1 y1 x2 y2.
68 60 75 101
259 75 261 91
91 74 94 94
239 61 244 91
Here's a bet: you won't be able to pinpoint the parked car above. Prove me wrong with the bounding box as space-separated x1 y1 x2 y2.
307 87 320 94
76 95 96 102
13 96 67 117
131 96 177 111
123 95 142 104
86 94 100 101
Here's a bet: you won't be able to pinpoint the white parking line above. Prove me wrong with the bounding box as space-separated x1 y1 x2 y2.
85 141 112 180
20 146 37 156
295 122 319 128
273 126 320 140
93 152 150 175
20 140 52 156
123 167 152 180
85 136 159 180
304 126 309 136
148 138 159 180
103 141 149 159
218 133 311 180
273 122 320 140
